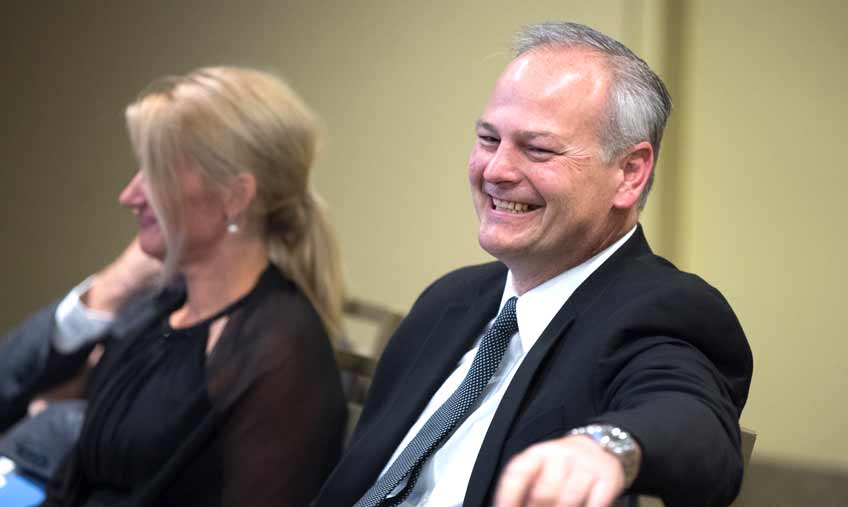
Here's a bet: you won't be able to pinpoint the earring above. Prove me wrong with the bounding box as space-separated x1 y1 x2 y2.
226 220 239 234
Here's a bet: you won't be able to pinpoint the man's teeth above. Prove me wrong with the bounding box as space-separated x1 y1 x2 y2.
492 197 535 213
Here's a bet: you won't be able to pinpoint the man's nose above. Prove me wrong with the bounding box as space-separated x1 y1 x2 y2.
483 144 522 184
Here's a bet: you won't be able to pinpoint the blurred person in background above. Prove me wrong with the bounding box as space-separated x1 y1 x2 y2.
1 66 347 507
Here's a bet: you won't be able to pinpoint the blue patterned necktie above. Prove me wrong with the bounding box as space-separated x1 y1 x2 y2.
355 296 519 507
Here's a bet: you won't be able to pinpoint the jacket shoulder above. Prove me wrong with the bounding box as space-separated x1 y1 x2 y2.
410 261 506 311
608 251 740 320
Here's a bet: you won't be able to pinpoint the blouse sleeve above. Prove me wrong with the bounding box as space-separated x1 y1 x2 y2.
205 286 347 507
216 348 346 506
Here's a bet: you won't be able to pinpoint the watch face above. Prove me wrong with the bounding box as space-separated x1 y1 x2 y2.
571 425 640 485
609 435 635 453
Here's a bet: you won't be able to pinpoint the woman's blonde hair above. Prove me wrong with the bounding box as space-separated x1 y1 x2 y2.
125 66 344 337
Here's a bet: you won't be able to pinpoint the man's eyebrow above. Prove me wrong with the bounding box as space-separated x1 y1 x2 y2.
475 120 559 141
475 120 497 132
519 130 559 141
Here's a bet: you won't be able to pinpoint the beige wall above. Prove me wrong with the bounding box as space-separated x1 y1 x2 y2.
678 0 848 468
0 0 632 325
2 0 846 469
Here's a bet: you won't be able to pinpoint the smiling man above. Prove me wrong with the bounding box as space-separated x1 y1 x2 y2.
316 22 752 507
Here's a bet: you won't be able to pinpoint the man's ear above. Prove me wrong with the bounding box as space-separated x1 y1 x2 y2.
613 141 654 209
224 172 258 220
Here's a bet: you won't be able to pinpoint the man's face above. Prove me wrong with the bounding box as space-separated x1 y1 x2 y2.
468 48 629 287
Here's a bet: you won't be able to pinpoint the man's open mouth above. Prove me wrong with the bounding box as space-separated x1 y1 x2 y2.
491 197 542 214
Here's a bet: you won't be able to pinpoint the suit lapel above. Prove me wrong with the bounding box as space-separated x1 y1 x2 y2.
345 272 506 498
380 295 501 439
463 300 577 507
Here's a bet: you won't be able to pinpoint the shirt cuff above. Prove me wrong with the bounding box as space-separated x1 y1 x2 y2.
54 276 115 353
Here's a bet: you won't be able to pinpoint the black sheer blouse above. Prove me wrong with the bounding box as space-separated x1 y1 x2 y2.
44 265 347 507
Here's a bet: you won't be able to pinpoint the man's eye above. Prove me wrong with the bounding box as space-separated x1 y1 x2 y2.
528 146 555 155
477 135 499 144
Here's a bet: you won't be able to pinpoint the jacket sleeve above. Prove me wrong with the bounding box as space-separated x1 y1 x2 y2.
589 279 753 507
0 302 93 431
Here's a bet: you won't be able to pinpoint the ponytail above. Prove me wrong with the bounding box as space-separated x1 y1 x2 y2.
267 188 344 340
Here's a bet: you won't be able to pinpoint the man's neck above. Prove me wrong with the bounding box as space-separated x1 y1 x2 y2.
508 220 637 295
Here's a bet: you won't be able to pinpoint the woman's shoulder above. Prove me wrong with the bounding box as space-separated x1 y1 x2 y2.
223 265 331 358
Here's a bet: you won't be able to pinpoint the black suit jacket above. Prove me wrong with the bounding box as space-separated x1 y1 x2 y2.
316 226 752 507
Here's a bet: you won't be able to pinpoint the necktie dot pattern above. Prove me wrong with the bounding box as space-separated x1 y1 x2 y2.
355 296 519 507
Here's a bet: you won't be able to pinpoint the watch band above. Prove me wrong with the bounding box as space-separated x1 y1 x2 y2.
568 424 641 486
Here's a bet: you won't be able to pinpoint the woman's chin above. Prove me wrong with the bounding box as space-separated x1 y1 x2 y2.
137 236 166 261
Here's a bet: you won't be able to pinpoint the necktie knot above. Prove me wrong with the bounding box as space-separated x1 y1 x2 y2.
491 296 518 335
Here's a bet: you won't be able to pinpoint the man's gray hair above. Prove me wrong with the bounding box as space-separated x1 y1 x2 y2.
515 22 672 209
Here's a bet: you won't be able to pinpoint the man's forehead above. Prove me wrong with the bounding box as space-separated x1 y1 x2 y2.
477 46 611 139
499 47 610 102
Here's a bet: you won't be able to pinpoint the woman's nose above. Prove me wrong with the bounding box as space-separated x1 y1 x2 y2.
119 171 146 207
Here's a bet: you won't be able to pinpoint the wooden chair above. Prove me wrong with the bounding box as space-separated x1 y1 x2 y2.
740 426 757 470
335 297 403 443
334 349 377 444
343 298 404 356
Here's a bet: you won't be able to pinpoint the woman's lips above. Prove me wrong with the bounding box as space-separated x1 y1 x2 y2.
138 213 158 228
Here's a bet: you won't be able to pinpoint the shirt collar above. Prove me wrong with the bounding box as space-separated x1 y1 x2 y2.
498 225 638 353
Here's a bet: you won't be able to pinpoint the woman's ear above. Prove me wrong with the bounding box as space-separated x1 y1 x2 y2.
612 141 654 209
224 172 258 219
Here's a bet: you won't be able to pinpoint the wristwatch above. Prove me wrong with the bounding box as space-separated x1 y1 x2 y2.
568 424 641 486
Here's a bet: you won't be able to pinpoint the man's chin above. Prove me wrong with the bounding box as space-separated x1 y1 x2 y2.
478 235 527 262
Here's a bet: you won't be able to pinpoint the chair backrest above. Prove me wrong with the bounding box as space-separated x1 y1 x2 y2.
740 426 757 469
334 349 377 405
334 349 377 445
343 298 404 356
337 297 402 403
336 298 403 444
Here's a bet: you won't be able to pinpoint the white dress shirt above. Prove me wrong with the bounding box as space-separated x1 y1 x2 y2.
379 226 637 506
53 276 115 353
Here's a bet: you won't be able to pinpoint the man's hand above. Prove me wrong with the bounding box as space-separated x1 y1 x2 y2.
82 238 162 313
493 435 627 507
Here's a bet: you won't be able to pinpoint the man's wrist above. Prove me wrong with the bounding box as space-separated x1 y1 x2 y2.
55 277 115 353
82 279 130 313
83 265 143 313
568 424 642 487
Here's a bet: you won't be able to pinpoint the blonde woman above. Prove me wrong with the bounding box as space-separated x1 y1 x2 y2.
39 67 347 506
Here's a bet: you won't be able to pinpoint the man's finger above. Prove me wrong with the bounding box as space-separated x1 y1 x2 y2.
523 447 573 506
585 477 622 507
548 468 594 507
493 450 545 507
